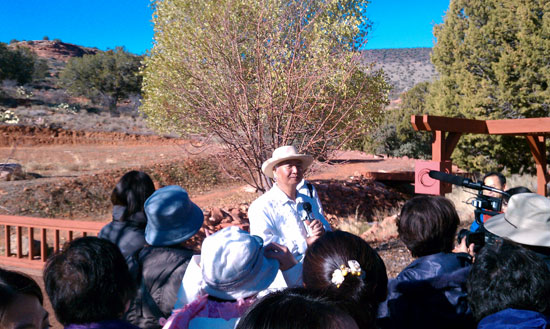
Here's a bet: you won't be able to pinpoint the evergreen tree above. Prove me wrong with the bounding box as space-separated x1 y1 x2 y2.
429 0 550 173
60 47 142 112
0 43 40 85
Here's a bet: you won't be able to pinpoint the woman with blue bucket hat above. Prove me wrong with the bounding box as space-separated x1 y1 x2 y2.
125 185 204 329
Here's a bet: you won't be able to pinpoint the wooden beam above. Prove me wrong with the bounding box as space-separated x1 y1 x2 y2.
487 118 550 135
444 132 462 160
412 115 487 134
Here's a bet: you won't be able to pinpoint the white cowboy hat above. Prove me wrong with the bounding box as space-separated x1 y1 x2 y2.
261 146 313 179
484 193 550 247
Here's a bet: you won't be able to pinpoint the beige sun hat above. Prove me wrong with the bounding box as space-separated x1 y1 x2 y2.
261 145 313 179
484 193 550 247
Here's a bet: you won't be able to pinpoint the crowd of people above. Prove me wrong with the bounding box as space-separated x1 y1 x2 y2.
1 145 550 329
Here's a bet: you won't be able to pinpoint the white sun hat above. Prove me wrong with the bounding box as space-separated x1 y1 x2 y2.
484 193 550 247
200 226 279 300
261 146 313 179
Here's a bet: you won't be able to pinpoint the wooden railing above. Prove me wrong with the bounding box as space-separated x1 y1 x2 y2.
0 215 107 269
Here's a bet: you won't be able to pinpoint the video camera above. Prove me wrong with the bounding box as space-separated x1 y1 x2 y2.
428 171 509 251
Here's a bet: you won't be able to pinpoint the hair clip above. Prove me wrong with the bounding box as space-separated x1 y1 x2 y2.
331 260 363 288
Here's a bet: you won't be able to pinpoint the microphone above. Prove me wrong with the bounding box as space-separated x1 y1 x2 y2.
428 170 509 197
302 202 314 236
302 202 314 222
428 170 473 187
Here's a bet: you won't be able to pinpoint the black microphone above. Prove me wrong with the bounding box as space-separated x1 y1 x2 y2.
428 170 467 186
428 170 509 197
302 202 314 221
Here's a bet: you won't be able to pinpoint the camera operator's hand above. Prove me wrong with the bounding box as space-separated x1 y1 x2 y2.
453 237 475 258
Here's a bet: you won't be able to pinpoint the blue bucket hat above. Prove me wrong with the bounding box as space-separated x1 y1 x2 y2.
144 185 204 246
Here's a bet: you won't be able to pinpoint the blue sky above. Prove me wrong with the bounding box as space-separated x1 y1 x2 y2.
0 0 450 54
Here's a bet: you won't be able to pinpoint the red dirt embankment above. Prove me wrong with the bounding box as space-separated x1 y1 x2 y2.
0 125 176 147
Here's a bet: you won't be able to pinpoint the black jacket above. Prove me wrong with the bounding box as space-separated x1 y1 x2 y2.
378 252 475 329
124 246 194 329
98 206 147 259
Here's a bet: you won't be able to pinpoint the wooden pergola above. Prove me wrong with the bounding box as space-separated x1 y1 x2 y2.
411 115 550 196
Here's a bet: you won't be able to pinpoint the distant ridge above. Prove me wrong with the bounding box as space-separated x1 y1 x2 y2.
362 47 437 99
8 40 98 62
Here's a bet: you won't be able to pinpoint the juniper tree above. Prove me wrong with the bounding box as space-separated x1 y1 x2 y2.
429 0 550 173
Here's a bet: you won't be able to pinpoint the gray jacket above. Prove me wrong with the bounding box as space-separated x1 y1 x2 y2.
124 246 194 329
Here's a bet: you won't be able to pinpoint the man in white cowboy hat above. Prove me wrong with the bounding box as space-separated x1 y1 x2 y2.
483 192 550 266
248 145 332 260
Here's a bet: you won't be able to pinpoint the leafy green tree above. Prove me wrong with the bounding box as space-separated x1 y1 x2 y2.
0 43 40 84
367 82 433 158
429 0 550 173
60 47 142 112
141 0 390 191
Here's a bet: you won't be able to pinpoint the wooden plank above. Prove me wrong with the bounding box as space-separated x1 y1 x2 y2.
487 118 550 135
0 255 46 270
412 115 488 133
0 215 106 233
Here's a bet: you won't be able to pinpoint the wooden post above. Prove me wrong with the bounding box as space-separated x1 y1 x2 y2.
54 229 60 253
4 225 10 257
41 228 47 262
526 135 549 196
16 226 22 258
28 227 34 260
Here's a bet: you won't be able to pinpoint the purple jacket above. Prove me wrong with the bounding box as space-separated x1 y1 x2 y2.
478 309 550 329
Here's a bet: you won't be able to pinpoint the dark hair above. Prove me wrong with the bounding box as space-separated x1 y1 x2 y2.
44 237 136 325
482 172 506 187
303 230 387 325
397 195 459 257
111 171 155 218
503 186 532 203
236 288 360 329
467 242 550 320
0 268 43 322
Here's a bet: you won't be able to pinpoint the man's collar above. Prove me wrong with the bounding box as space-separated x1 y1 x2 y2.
271 183 295 205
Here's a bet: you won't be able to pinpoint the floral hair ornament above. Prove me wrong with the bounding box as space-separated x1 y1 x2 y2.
331 260 363 288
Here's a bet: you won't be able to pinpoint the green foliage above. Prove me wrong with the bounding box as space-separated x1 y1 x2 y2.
42 36 49 41
141 0 390 191
429 0 550 173
0 42 44 84
60 47 143 112
366 82 433 157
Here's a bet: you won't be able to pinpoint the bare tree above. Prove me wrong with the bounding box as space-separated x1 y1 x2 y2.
141 0 390 192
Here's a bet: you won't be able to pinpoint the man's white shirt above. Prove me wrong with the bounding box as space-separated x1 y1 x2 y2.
248 183 331 260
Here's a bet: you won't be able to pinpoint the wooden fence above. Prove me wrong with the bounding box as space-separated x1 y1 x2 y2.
0 215 107 269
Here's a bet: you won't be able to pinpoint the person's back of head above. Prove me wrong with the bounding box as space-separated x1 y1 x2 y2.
398 195 459 257
0 268 49 329
302 230 387 324
467 242 550 321
111 170 155 220
43 237 136 326
236 288 362 329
